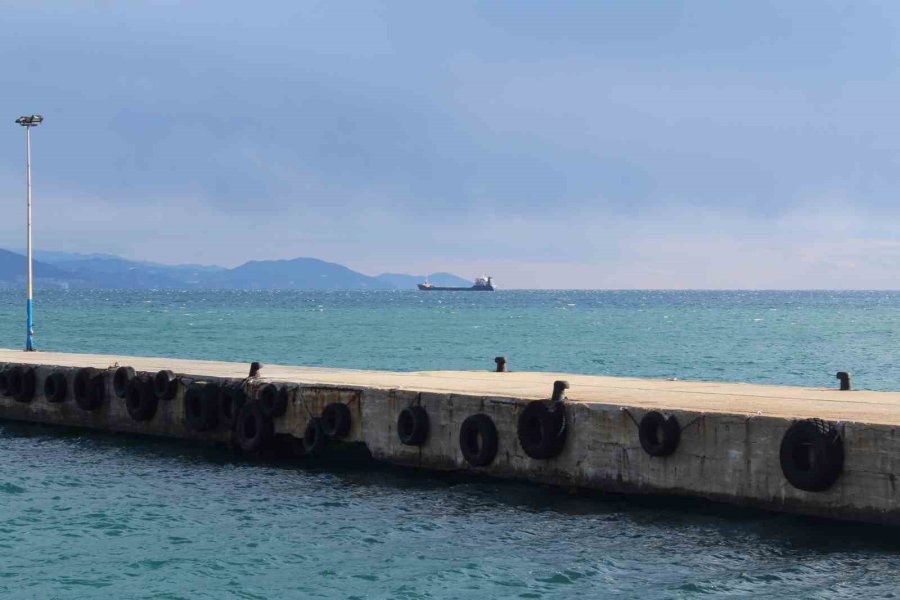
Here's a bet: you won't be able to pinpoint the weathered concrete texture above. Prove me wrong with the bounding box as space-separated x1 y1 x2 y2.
7 351 900 423
1 349 899 524
277 386 363 440
361 394 900 523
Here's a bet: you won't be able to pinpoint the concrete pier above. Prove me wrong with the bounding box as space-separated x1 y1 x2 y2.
1 349 899 525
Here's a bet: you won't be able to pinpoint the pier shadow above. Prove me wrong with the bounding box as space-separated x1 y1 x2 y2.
2 419 898 554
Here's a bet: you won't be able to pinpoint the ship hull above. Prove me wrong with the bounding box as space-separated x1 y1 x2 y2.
417 284 494 291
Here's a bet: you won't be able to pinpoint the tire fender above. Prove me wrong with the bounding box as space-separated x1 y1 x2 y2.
397 406 429 446
638 411 680 457
459 413 499 467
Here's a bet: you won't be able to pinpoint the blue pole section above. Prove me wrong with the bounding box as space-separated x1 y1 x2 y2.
26 299 33 351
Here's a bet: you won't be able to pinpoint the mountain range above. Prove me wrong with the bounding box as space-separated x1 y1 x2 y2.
0 249 472 290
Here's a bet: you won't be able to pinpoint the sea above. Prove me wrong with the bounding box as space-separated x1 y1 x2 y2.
1 289 899 599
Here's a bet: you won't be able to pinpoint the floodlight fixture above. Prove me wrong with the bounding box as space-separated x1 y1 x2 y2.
15 115 43 126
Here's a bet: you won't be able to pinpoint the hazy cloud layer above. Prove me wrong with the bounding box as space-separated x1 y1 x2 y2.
2 2 899 288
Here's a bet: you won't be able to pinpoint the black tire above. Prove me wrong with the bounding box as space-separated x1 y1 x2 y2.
638 411 680 457
8 366 22 400
184 382 219 432
321 403 351 439
125 376 158 422
74 367 105 411
517 400 567 459
459 414 499 467
277 387 291 415
44 371 68 403
6 367 19 400
113 366 135 399
779 419 844 492
259 383 288 418
397 406 429 446
219 383 246 429
153 370 178 400
303 417 326 456
10 366 36 403
0 368 11 397
235 401 273 453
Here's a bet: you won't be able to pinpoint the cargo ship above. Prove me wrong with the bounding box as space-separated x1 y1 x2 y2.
417 275 495 291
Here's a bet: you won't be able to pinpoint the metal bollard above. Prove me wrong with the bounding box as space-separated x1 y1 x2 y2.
494 356 507 372
836 371 851 391
551 380 569 402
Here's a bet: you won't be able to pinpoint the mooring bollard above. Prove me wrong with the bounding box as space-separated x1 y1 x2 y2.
551 380 569 402
494 356 507 372
836 371 851 391
249 361 262 378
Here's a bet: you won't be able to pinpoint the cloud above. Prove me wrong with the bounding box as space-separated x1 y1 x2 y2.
2 2 900 288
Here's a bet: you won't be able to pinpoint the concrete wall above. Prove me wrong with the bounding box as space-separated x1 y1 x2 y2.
2 360 899 525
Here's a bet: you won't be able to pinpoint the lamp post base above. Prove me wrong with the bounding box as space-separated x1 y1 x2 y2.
25 298 34 351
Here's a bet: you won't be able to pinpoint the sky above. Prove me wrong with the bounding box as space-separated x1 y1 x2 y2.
2 1 900 288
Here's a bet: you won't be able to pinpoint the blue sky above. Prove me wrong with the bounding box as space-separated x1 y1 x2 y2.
2 1 900 288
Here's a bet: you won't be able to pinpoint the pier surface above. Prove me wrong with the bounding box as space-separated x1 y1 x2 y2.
1 349 897 425
1 348 899 525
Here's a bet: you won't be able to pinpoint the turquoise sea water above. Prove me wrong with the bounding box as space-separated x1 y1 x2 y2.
1 289 899 389
1 289 900 598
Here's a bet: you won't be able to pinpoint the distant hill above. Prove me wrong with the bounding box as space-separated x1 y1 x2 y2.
1 249 472 290
0 249 93 288
42 256 189 289
209 257 394 290
30 251 226 288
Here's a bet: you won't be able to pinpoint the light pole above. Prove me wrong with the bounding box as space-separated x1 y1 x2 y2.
15 114 42 352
